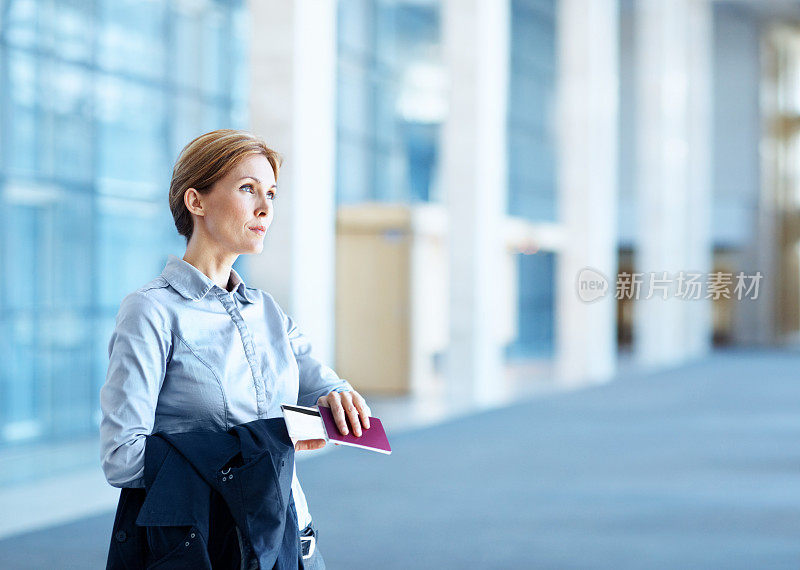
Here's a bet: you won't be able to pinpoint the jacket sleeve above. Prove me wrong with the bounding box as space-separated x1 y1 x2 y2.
270 295 354 407
99 291 172 488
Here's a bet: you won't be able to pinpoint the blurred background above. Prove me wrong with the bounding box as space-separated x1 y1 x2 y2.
4 0 800 567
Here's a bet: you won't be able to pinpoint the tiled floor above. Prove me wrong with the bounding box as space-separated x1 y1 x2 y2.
4 350 800 567
0 358 570 541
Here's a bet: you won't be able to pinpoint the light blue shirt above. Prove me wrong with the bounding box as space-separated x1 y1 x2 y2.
99 254 353 529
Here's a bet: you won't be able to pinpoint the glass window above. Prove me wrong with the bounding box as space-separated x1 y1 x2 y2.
3 195 39 311
0 0 249 458
96 196 174 309
40 0 95 63
338 0 374 55
95 74 169 197
172 93 230 157
39 59 94 181
338 64 374 140
229 3 249 124
2 314 39 443
199 5 228 98
7 49 38 175
507 251 556 359
507 0 558 222
507 0 558 359
5 0 96 61
38 189 94 311
172 1 228 97
4 0 38 49
337 138 373 204
98 0 167 80
336 0 444 205
38 310 94 440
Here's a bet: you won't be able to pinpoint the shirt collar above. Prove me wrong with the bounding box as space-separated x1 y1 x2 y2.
161 254 256 304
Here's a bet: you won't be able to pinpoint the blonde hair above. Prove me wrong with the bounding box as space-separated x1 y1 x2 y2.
169 129 282 244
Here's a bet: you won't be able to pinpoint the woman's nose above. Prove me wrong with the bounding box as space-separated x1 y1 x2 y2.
256 199 270 216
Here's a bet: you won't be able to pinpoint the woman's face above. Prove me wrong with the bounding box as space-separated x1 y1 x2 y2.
188 153 276 255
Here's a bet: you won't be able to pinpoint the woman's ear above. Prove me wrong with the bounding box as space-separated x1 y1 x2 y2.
184 188 204 217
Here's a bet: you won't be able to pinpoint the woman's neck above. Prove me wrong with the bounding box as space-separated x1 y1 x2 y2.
182 241 238 292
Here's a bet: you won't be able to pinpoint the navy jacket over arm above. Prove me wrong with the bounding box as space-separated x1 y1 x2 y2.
106 417 305 569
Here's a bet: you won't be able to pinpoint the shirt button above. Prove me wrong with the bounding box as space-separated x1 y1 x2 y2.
115 530 127 543
190 533 196 539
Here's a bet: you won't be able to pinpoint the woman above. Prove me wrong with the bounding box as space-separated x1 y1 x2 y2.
100 129 371 568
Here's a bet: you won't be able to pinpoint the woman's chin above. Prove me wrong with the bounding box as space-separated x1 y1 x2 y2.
244 240 264 254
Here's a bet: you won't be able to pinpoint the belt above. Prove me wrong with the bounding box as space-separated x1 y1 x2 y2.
300 524 317 559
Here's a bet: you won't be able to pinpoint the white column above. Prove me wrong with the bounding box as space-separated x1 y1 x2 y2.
247 0 338 364
634 0 713 366
441 0 510 407
685 0 713 356
555 0 620 384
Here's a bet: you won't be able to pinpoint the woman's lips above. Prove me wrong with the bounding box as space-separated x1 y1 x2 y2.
250 227 265 236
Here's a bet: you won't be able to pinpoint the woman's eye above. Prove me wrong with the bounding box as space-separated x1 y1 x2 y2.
267 191 275 200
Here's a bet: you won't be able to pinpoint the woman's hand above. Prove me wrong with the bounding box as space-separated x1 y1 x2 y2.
294 389 372 451
295 438 326 451
317 389 372 437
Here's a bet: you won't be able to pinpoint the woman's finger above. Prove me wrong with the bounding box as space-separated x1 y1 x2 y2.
351 391 371 430
295 438 326 451
328 391 350 436
339 391 364 437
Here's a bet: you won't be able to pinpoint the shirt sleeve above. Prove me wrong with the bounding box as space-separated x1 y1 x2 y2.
276 301 354 407
99 291 172 488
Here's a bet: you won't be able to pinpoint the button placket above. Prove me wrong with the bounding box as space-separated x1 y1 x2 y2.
216 290 270 417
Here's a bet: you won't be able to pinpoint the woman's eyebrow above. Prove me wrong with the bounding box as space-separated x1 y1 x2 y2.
239 176 277 189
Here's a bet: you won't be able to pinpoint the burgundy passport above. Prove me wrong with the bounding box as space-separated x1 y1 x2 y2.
318 405 392 455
